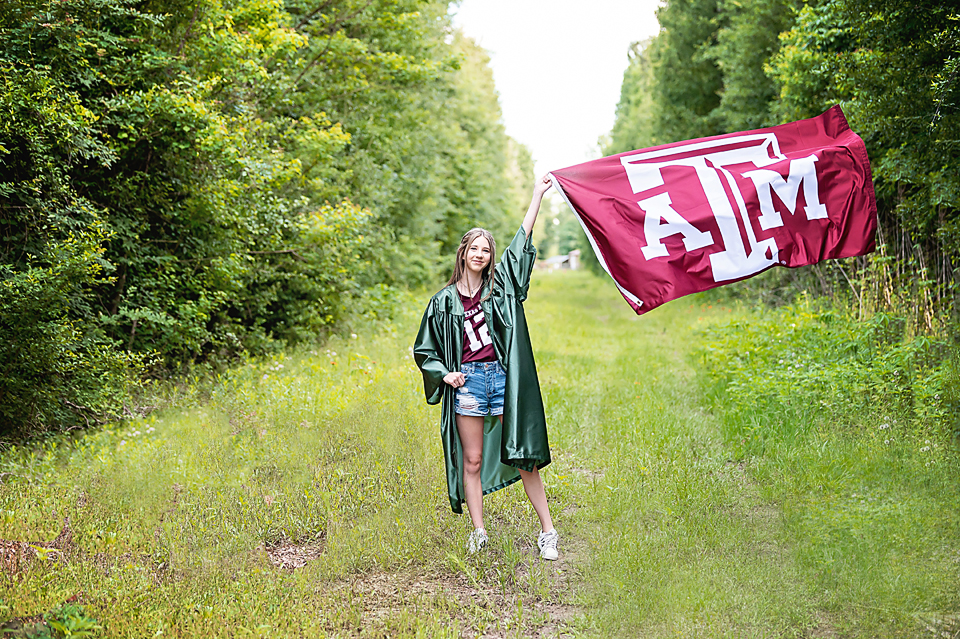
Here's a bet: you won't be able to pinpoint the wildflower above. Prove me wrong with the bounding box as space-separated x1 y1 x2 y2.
920 446 930 452
884 439 890 444
879 423 889 430
119 440 127 446
351 333 358 339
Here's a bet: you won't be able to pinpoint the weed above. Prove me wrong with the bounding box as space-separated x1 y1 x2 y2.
1 604 100 639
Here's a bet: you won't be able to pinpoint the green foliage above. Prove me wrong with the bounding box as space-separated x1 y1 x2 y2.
711 0 800 130
766 0 854 122
0 8 142 436
1 603 101 639
535 196 585 258
0 222 142 437
238 201 389 350
603 39 657 154
0 0 530 436
697 297 956 456
278 2 531 267
43 604 101 639
649 0 726 143
607 0 799 151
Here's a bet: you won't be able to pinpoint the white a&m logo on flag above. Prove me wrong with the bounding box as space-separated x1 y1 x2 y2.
621 133 827 282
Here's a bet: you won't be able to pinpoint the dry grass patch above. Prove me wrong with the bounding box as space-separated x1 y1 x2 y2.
264 536 327 570
319 556 581 638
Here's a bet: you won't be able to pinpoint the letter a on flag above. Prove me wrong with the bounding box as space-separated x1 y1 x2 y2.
549 106 878 314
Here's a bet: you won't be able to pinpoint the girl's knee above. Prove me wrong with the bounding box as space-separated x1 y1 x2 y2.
463 452 483 475
463 453 483 475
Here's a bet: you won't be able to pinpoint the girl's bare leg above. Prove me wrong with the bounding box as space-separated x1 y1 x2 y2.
496 416 554 532
518 467 554 532
456 414 486 530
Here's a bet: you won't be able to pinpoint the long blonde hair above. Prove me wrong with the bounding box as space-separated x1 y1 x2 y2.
446 228 496 300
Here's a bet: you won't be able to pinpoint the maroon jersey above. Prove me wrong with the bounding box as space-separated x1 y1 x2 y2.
460 290 496 363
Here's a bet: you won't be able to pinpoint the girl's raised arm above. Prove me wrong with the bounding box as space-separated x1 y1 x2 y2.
521 175 554 238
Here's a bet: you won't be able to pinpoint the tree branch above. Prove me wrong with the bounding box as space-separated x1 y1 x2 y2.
248 249 306 261
294 0 337 30
278 0 375 102
176 3 202 58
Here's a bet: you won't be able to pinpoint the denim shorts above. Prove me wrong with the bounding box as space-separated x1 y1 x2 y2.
455 361 505 416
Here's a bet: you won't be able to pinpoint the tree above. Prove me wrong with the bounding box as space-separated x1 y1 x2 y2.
0 0 530 436
770 0 960 329
650 0 726 143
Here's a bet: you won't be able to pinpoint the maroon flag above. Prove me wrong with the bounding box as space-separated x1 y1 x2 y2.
549 105 877 314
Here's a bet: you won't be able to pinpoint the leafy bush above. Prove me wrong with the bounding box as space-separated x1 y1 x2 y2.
235 201 389 351
0 39 141 436
1 603 101 639
0 0 532 437
0 225 143 438
697 297 957 456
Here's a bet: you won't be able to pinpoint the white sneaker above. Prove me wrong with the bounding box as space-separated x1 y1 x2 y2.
537 528 559 561
467 528 488 554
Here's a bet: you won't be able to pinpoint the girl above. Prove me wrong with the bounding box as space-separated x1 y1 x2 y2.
413 175 558 560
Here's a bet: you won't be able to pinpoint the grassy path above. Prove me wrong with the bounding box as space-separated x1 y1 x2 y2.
2 271 955 637
531 272 812 637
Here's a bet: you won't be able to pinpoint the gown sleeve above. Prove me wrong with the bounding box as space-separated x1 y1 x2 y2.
496 227 538 302
413 297 449 405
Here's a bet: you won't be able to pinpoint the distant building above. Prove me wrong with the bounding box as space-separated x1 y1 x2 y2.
536 249 581 271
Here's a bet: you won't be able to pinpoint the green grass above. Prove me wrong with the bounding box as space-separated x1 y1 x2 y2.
695 299 960 637
2 270 958 637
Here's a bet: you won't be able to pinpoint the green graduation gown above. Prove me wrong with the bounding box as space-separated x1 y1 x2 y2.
413 227 551 514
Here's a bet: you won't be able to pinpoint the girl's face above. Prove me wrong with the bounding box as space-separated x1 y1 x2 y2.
464 235 491 275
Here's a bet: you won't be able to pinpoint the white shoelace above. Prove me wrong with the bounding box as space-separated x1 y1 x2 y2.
538 529 559 551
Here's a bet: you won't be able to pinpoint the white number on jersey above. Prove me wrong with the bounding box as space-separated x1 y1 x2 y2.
464 313 492 353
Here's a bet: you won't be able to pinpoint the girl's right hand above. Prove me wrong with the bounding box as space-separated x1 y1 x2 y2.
532 174 553 198
443 371 466 388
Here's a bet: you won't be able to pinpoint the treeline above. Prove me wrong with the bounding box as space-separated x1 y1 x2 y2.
606 0 959 334
0 0 532 437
